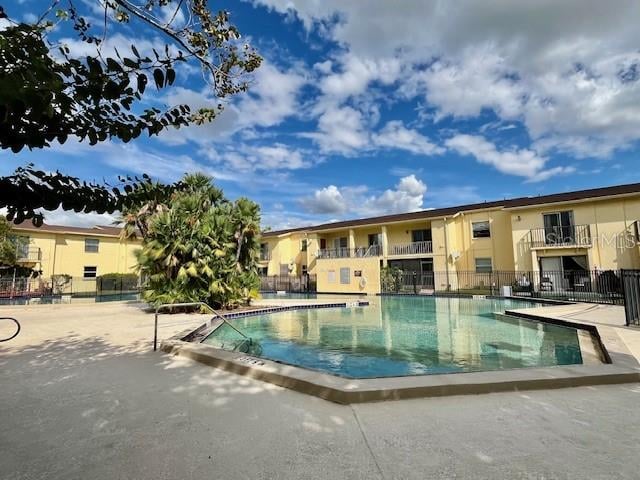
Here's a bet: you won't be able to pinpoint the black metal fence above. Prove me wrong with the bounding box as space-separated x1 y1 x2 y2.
0 276 142 304
622 270 640 326
259 274 317 293
381 269 624 305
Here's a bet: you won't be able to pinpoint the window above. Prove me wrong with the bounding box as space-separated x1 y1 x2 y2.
11 236 30 259
301 265 308 275
333 237 348 249
258 267 268 276
340 267 350 284
260 243 269 260
328 270 336 284
83 266 97 278
472 221 491 238
301 239 308 252
475 258 492 273
411 229 432 243
85 238 99 253
368 233 382 246
543 211 575 245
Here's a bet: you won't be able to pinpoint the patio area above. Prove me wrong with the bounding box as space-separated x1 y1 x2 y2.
2 302 640 479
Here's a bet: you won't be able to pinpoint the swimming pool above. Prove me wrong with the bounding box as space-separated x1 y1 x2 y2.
202 296 583 378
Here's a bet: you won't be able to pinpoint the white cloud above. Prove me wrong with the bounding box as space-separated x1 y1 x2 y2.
410 48 526 121
373 121 443 155
253 0 640 159
236 62 306 128
302 105 370 154
38 208 120 228
445 134 573 182
299 185 346 214
319 55 401 102
201 143 313 172
156 61 306 146
299 175 427 216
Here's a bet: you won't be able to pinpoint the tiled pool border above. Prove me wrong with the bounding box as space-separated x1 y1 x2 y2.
162 300 640 404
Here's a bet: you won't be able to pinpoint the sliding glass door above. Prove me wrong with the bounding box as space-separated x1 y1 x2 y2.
543 211 574 245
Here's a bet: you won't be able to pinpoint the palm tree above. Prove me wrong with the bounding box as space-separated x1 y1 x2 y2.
133 174 260 308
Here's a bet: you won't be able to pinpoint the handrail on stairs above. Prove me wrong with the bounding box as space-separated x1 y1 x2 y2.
153 301 248 351
0 317 20 342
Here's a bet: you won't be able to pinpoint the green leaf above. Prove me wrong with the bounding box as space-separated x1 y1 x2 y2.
166 68 176 85
153 69 164 89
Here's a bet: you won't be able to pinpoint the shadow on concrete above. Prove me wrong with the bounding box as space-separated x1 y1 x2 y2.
0 333 382 480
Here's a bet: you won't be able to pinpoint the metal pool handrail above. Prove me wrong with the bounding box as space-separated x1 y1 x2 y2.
0 317 21 342
153 302 249 351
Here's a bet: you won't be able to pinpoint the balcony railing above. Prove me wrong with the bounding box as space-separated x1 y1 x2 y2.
529 225 591 248
389 241 433 256
316 245 382 259
259 251 271 261
16 247 40 263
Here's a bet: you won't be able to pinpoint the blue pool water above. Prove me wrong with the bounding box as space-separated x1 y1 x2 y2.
203 296 583 378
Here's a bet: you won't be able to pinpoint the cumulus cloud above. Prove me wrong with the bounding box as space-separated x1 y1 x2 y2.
445 134 574 182
299 185 347 214
156 61 306 146
254 0 640 159
38 208 120 228
299 175 427 217
201 143 313 172
373 121 443 155
302 105 370 154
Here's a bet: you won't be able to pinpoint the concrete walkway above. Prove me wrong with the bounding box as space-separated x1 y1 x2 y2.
510 302 640 366
2 302 640 479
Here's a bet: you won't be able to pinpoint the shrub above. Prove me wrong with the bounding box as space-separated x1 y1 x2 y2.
135 174 260 309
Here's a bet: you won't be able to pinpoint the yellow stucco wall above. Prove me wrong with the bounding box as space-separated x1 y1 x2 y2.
13 229 141 278
259 232 314 276
315 257 381 294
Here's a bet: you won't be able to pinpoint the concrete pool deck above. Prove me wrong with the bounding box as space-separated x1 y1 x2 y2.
3 301 640 479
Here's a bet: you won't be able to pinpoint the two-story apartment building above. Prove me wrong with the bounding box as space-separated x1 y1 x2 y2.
259 183 640 295
9 222 141 282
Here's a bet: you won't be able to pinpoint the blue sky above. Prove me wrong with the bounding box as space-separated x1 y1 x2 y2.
3 1 640 229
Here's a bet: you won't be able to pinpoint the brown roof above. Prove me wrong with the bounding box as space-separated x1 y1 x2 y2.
12 221 124 237
262 182 640 237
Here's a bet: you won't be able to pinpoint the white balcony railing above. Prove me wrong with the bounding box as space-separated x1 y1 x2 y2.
389 241 433 256
316 244 383 259
16 247 41 263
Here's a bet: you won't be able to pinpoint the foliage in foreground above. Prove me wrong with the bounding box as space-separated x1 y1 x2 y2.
0 1 261 224
135 174 261 309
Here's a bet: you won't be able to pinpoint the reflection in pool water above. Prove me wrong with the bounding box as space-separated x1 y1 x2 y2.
203 296 583 378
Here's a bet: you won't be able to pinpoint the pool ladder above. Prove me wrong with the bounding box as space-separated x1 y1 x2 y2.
154 302 251 351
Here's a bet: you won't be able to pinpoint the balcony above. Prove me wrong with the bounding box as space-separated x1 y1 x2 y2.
316 245 382 259
259 251 271 262
528 225 591 249
16 247 41 263
389 241 433 256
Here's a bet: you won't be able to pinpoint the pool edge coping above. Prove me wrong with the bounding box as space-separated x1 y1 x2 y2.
161 301 640 404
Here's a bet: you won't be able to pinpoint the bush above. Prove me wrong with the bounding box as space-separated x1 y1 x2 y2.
135 174 261 309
